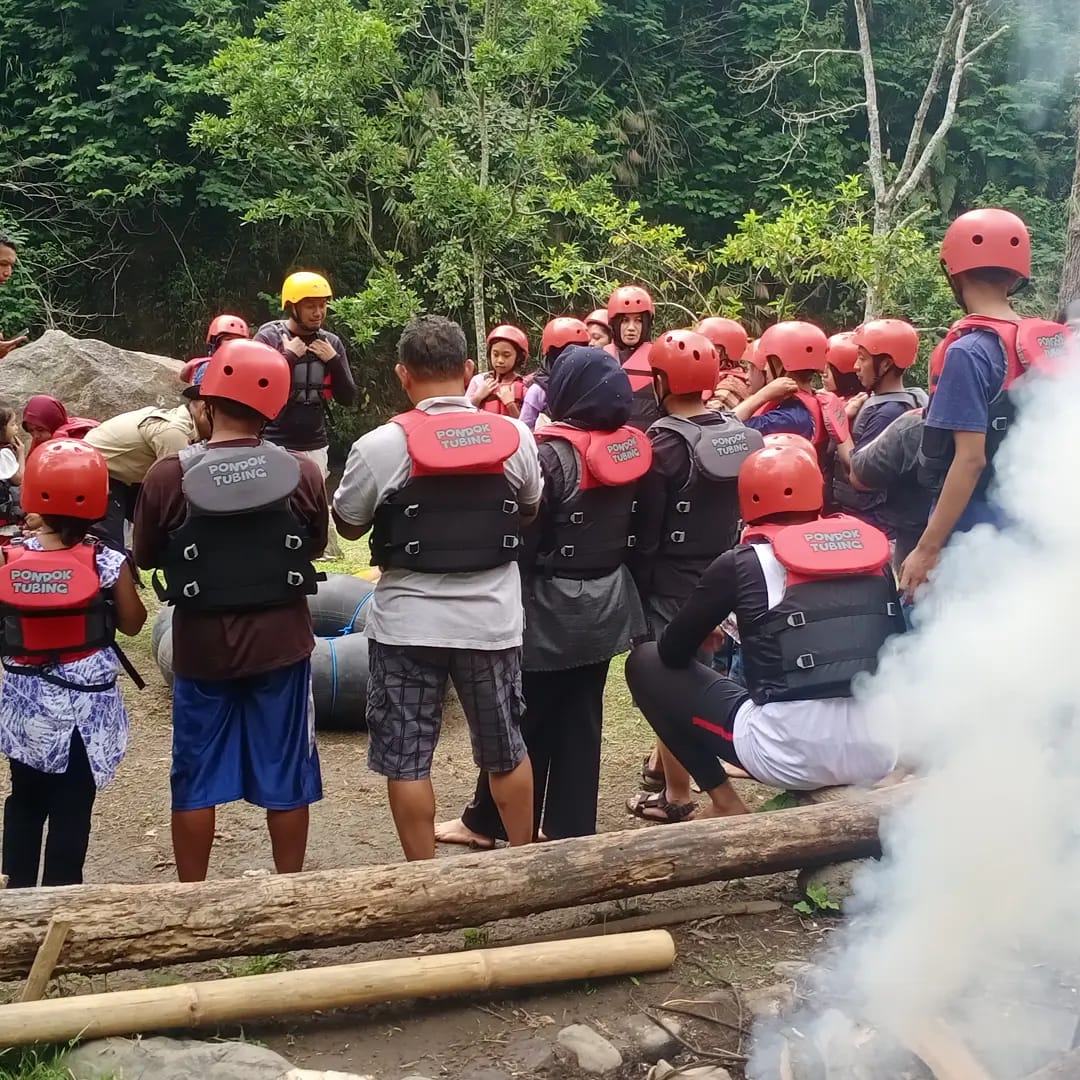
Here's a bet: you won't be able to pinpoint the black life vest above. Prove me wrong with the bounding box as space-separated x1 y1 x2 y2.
370 410 523 574
606 341 661 431
269 322 333 405
533 423 652 579
0 540 120 692
922 316 1072 497
649 414 764 559
153 441 321 612
738 515 904 705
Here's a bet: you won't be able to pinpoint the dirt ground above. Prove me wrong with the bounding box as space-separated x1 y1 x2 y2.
0 545 833 1079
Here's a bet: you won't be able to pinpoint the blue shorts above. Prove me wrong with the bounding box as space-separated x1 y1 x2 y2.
171 659 322 812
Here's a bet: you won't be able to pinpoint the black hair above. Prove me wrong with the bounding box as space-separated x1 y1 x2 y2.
398 315 468 378
0 401 17 438
41 514 93 547
960 266 1022 288
488 338 527 371
828 364 864 398
612 310 652 348
0 233 15 252
202 395 266 426
754 509 821 527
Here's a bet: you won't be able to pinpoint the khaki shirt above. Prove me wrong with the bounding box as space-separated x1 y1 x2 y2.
85 405 194 486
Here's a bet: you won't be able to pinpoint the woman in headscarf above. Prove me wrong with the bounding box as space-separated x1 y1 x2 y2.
437 345 650 846
21 395 70 452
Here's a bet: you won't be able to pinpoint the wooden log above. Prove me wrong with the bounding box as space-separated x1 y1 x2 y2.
0 930 676 1047
0 789 901 980
20 919 70 1002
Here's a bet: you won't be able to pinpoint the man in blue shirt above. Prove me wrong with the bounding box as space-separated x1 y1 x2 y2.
899 208 1031 594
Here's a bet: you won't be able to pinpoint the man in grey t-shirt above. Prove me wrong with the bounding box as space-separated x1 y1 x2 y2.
333 315 542 861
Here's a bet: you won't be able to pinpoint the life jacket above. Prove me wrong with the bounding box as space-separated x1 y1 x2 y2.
271 321 334 405
738 515 904 705
923 316 1072 497
754 389 826 455
650 413 764 559
478 376 526 416
52 417 100 441
370 410 523 573
606 341 662 431
0 540 120 692
532 423 652 578
153 441 321 612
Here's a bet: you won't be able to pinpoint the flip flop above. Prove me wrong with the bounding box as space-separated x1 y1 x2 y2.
626 790 697 824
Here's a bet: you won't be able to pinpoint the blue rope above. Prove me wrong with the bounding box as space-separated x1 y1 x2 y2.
328 637 339 715
337 590 374 636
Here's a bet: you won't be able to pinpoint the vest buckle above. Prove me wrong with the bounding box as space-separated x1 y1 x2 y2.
286 571 305 586
787 611 806 628
559 544 575 558
569 511 585 525
404 504 420 519
503 535 520 550
795 653 815 670
675 500 691 514
284 534 303 550
405 541 421 555
887 601 898 617
182 582 200 598
991 417 1009 432
631 500 638 513
669 531 686 544
502 499 519 514
626 534 637 548
182 544 199 562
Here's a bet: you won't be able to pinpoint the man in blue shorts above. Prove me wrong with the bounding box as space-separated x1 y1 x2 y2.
900 209 1032 594
135 339 328 881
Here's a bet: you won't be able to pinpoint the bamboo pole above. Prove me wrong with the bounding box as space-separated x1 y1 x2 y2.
0 930 676 1048
0 789 902 980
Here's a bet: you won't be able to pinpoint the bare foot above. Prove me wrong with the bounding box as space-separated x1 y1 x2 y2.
699 784 750 818
434 818 496 850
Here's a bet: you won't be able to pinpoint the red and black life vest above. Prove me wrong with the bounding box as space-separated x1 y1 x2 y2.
0 540 119 691
478 376 526 416
738 515 904 705
606 341 662 432
153 441 322 612
923 316 1072 496
370 410 523 573
754 390 826 455
650 413 764 560
533 423 652 578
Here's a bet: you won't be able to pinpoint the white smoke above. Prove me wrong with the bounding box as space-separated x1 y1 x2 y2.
748 351 1080 1077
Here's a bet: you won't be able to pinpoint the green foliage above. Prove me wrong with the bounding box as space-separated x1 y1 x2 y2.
794 884 842 916
0 1047 103 1080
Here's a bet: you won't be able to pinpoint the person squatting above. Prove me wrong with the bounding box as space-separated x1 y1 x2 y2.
0 206 1074 882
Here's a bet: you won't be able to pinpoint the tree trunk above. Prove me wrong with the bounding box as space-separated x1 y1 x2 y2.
471 237 487 367
1058 88 1080 318
0 791 901 979
864 201 892 321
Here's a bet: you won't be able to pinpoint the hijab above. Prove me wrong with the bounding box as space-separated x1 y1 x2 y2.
546 345 632 431
22 395 69 437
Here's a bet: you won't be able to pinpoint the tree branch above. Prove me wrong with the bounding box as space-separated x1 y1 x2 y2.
852 0 886 209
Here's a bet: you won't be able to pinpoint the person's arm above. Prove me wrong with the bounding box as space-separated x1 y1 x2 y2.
331 440 382 541
296 459 330 554
626 457 668 601
519 383 545 429
327 340 358 407
132 460 175 569
899 429 986 593
733 377 798 421
111 562 147 637
148 422 195 462
657 552 740 667
512 427 543 525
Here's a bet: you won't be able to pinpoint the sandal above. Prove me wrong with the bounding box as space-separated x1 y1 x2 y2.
626 790 697 824
640 754 666 793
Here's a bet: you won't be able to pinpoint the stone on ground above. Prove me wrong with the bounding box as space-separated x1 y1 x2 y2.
502 1033 555 1072
62 1037 374 1080
2 330 183 419
742 981 795 1019
621 1013 682 1061
649 1062 733 1080
556 1024 623 1074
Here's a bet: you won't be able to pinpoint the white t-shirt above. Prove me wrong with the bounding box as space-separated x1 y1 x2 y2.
732 543 898 790
332 396 542 650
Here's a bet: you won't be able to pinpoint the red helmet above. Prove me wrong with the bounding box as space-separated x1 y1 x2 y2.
738 446 823 524
585 308 611 330
940 208 1031 284
650 329 720 395
199 339 291 420
22 439 109 520
541 317 589 355
759 321 829 373
696 317 748 362
486 324 529 357
205 314 250 343
763 432 818 462
606 285 655 322
745 338 765 371
826 332 860 375
854 319 920 369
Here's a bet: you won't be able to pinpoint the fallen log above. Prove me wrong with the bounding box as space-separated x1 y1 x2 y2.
0 930 676 1047
0 789 901 980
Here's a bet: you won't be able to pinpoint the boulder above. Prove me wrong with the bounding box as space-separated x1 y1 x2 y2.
0 330 184 419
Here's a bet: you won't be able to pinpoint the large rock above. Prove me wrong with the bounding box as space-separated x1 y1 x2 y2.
0 330 184 419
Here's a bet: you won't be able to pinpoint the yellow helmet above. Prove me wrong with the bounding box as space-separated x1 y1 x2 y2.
281 271 332 308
